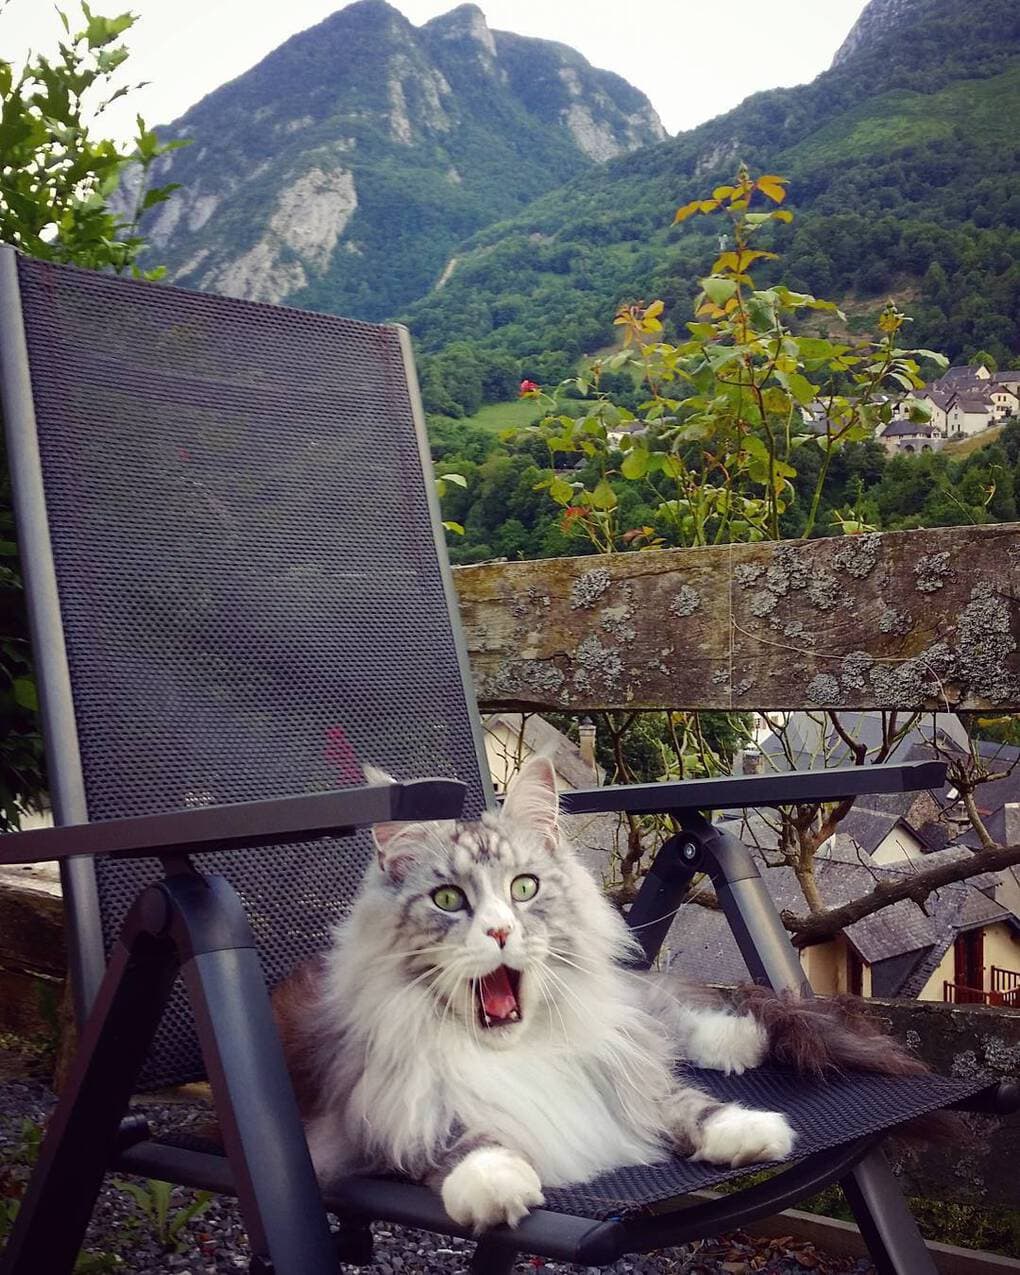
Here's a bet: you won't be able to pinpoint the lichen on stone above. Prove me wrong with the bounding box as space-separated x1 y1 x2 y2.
749 590 779 618
914 551 952 593
570 568 611 609
733 564 764 588
953 583 1019 702
879 606 913 636
833 533 881 579
485 660 565 700
806 570 843 611
670 585 701 617
572 635 623 692
982 1036 1020 1074
806 673 841 704
841 650 874 690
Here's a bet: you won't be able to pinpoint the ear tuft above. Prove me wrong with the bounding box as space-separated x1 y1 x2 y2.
502 755 559 851
372 821 420 882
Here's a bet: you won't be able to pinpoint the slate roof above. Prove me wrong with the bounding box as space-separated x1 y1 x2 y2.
662 821 988 994
882 420 934 437
935 366 989 388
919 389 952 409
956 396 993 413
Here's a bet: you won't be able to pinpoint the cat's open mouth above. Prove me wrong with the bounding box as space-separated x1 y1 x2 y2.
476 965 522 1028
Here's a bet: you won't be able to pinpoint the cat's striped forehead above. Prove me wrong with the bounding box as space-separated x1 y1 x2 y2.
444 812 531 876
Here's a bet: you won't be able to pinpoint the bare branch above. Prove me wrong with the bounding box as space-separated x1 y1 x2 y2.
783 842 1020 948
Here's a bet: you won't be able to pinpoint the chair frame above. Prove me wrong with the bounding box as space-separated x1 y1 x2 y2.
0 246 1013 1275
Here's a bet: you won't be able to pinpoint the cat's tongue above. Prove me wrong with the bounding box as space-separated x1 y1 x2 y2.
478 966 520 1025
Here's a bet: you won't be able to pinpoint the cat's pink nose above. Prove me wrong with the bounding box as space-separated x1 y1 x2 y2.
486 927 510 948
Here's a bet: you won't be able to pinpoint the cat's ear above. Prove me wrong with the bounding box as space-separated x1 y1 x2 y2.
372 821 421 883
363 765 420 881
502 755 559 851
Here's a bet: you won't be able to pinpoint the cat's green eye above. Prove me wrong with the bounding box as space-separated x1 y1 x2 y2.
510 874 539 903
432 885 467 913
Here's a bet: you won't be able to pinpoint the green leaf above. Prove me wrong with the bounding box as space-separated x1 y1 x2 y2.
12 679 37 711
590 479 617 510
701 276 738 306
548 476 574 505
776 370 817 406
620 448 649 480
437 471 467 488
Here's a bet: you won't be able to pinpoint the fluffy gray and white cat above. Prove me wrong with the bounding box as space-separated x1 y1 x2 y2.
274 757 926 1233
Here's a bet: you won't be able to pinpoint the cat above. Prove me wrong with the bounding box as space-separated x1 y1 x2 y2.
273 756 929 1234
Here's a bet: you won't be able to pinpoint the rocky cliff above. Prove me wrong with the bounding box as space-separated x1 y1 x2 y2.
134 0 665 319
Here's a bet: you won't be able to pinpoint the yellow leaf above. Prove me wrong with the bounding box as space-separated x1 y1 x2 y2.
674 200 701 223
712 185 735 200
738 249 777 269
712 251 740 273
644 299 664 319
698 199 720 213
757 175 788 204
770 208 794 223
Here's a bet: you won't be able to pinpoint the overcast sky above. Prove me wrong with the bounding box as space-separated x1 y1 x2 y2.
2 0 869 142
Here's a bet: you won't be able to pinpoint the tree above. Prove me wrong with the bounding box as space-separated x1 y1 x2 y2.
969 349 998 372
0 4 185 829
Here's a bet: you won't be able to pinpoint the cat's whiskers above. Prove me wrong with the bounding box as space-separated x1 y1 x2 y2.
537 962 650 1101
530 963 569 1047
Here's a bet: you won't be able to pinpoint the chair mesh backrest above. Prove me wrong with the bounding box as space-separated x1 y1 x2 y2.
14 256 488 1086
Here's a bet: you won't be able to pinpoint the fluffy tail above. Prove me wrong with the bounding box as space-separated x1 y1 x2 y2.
733 985 925 1078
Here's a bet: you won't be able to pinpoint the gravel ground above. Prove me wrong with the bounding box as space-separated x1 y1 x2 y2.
0 1079 874 1274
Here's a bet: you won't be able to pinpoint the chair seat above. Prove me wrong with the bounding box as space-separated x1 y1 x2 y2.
541 1065 986 1219
145 1065 991 1224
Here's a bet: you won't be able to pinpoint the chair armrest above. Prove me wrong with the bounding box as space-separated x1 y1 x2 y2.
559 760 946 817
0 778 466 867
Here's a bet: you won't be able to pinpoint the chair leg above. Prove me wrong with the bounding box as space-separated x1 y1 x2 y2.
0 869 337 1275
840 1148 937 1275
469 1238 517 1274
183 942 336 1275
0 927 177 1275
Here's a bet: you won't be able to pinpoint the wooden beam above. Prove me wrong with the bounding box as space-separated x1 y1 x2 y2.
454 523 1020 712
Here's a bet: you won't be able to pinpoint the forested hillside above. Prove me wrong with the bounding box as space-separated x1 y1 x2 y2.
407 0 1019 416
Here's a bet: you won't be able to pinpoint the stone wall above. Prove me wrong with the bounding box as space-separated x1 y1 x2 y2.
454 523 1020 712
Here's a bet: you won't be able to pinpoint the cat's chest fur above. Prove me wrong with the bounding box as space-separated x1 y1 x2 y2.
346 1026 667 1187
451 1041 666 1184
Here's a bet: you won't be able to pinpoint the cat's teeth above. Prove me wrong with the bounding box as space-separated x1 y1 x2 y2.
508 1010 520 1022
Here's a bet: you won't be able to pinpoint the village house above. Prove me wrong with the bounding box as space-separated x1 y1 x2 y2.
946 393 995 437
879 418 939 454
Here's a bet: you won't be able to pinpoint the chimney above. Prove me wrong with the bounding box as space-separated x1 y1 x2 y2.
578 717 597 773
1006 803 1020 847
742 746 762 776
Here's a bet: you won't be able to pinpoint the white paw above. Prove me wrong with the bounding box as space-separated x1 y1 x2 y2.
441 1146 545 1233
693 1105 795 1168
688 1013 768 1075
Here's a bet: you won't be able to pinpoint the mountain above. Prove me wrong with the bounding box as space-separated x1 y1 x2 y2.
402 0 1019 408
132 0 664 320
